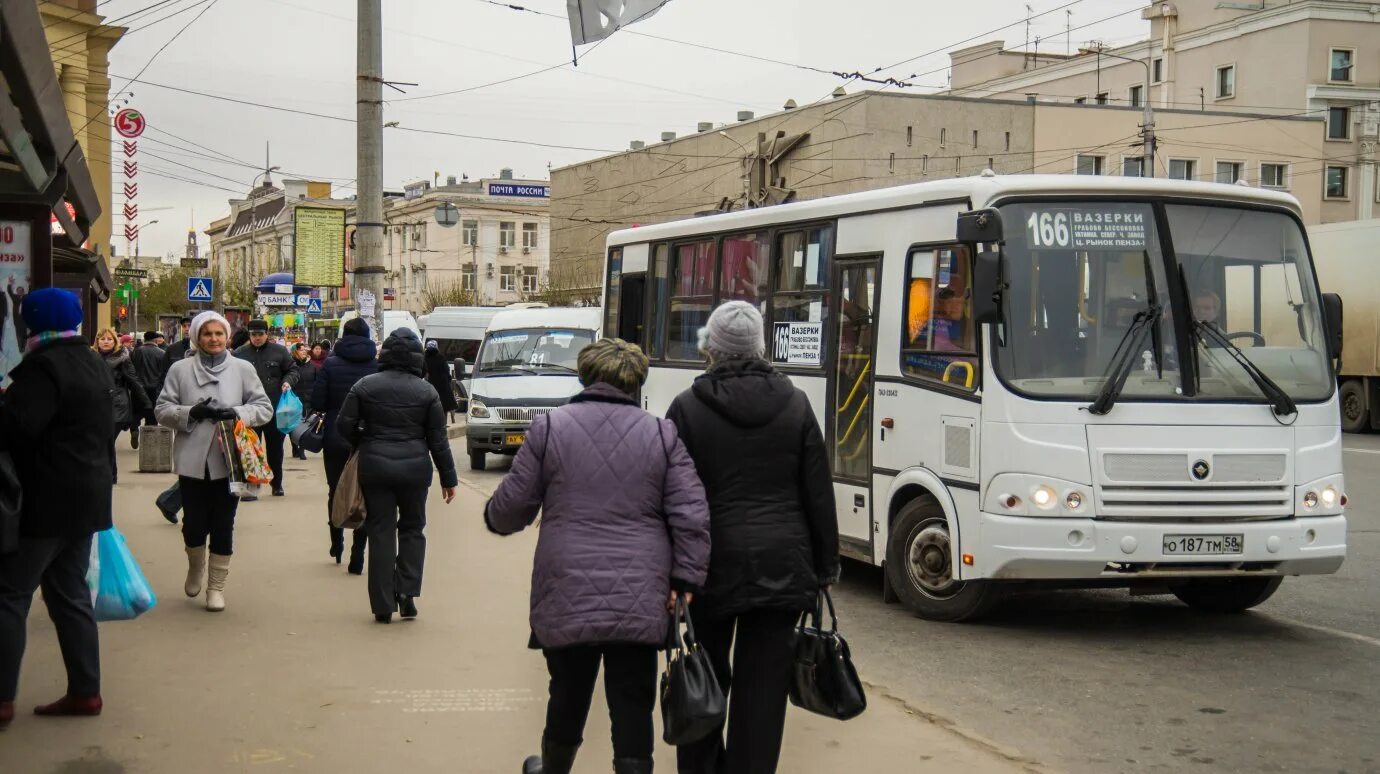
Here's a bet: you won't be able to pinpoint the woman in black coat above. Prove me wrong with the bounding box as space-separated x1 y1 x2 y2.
423 340 457 419
94 328 150 484
667 302 839 774
310 319 377 571
337 328 458 623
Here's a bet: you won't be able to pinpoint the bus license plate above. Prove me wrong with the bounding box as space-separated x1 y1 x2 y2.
1162 534 1243 556
504 433 525 446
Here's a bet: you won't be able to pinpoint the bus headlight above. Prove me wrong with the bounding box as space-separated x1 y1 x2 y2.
1065 491 1084 510
1032 485 1057 510
469 398 490 419
987 474 1092 517
1302 491 1319 509
1321 487 1338 508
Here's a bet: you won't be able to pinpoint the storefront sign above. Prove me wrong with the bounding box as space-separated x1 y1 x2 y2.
293 207 347 287
487 183 549 198
0 220 34 388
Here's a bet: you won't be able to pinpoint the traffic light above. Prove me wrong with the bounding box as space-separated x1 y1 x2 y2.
118 305 128 320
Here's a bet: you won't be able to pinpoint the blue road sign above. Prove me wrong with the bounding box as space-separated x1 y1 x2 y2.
187 277 214 302
306 297 323 316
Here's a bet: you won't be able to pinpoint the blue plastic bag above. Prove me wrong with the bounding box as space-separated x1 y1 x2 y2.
91 527 157 622
276 390 304 433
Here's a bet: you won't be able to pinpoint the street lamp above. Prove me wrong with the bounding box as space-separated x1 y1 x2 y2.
132 219 159 330
1079 46 1156 177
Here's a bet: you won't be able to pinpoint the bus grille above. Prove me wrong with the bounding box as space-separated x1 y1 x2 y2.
1097 452 1291 519
496 407 552 423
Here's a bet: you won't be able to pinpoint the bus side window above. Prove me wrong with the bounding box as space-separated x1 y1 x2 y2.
770 227 832 364
604 248 623 339
667 240 715 361
902 245 979 390
649 244 669 359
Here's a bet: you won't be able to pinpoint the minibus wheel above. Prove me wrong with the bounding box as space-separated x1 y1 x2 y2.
470 450 486 471
886 499 1000 622
1170 577 1282 613
1339 380 1367 434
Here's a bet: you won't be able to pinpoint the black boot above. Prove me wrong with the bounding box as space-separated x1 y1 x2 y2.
347 532 367 575
522 737 579 774
612 758 653 774
329 528 344 564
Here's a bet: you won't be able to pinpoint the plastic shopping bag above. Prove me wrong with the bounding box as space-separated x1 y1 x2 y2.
276 390 304 433
91 527 157 622
234 420 274 486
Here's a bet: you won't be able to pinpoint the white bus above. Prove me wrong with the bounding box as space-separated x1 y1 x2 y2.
602 172 1348 621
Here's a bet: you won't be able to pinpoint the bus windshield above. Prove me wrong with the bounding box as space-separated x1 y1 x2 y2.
476 328 595 374
994 201 1332 404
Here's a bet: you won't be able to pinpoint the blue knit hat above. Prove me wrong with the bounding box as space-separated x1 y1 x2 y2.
20 287 83 335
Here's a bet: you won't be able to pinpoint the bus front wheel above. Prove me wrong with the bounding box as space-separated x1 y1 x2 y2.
885 499 1001 622
1171 577 1282 613
469 450 486 471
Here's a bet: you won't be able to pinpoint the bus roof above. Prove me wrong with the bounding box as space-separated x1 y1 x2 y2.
605 173 1302 247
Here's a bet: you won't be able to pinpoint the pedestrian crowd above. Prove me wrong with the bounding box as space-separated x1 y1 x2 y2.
0 292 841 774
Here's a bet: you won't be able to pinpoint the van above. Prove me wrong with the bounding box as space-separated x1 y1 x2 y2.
337 309 421 342
465 307 601 470
421 306 507 367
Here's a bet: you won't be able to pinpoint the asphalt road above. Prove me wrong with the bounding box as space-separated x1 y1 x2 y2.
466 436 1380 774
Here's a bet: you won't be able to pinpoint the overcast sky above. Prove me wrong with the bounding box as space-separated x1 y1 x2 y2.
103 0 1148 257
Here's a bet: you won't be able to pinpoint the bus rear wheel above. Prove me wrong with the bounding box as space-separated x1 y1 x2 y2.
1339 380 1368 434
885 499 1001 622
1171 577 1282 613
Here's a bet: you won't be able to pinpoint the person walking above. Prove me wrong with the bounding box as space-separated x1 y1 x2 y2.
486 338 711 774
233 319 297 498
310 340 330 368
130 331 166 432
422 340 457 423
93 328 151 485
153 317 195 525
667 302 839 774
157 311 273 612
310 319 377 571
0 289 113 728
288 343 316 460
336 328 457 623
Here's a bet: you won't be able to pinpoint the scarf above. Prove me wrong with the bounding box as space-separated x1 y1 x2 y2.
25 329 82 354
190 349 230 386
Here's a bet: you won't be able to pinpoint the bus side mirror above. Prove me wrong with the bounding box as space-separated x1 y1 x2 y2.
1323 293 1343 360
957 208 1003 243
972 249 1003 325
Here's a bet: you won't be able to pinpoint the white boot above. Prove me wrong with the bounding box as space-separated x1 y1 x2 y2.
184 546 207 598
206 553 231 612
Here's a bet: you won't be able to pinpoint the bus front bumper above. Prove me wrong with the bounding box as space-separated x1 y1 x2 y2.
466 422 531 456
971 512 1347 581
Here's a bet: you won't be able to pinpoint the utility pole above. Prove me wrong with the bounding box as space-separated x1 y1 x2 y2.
355 0 386 342
1081 46 1156 178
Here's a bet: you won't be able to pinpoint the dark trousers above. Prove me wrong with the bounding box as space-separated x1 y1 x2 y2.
323 447 366 560
180 475 240 555
543 644 657 759
0 535 100 701
142 387 160 426
676 608 799 774
258 422 285 489
362 484 427 616
156 481 182 517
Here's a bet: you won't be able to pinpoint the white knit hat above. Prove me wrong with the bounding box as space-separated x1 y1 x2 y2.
698 301 765 360
188 310 232 353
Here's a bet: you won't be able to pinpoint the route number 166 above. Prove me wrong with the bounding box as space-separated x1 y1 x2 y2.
1026 211 1071 248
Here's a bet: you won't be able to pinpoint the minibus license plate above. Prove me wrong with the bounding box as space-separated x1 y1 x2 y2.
1162 534 1243 555
505 433 525 446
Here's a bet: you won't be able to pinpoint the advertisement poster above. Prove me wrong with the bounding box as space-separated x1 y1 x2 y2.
223 307 252 335
0 220 33 390
293 207 347 287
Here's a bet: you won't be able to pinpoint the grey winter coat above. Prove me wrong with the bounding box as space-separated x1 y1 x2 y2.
156 354 274 480
485 382 711 650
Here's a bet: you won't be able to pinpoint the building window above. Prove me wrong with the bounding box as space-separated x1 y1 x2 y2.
1215 64 1235 99
1076 154 1104 175
1095 92 1109 105
906 126 912 147
521 267 539 294
1330 48 1354 83
1074 96 1087 104
1328 106 1351 140
1129 85 1144 108
1215 161 1243 184
1325 166 1349 199
521 222 538 249
668 240 716 361
499 265 516 291
1168 158 1196 181
902 245 977 390
1122 156 1144 177
1260 163 1288 189
499 221 516 249
462 219 478 246
461 262 476 291
1005 131 1011 151
972 130 979 148
1152 58 1163 83
939 128 947 147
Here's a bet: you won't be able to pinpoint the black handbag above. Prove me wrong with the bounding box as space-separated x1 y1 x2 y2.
788 588 867 720
0 448 21 554
659 597 726 745
291 411 327 454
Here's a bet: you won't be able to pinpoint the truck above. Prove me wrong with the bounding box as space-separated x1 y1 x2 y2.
1310 219 1380 433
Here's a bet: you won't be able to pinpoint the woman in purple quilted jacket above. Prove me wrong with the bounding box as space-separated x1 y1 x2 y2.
486 338 710 774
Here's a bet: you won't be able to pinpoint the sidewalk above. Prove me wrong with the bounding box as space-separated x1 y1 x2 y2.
0 441 1034 773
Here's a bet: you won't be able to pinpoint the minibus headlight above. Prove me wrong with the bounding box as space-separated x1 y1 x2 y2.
469 399 490 419
1032 485 1057 510
1321 487 1338 508
1302 490 1319 509
1065 491 1084 510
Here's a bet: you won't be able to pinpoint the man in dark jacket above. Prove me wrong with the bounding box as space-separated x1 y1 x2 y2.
422 340 457 422
667 301 839 774
337 328 457 622
233 319 298 497
0 289 112 727
130 331 165 429
311 319 378 571
160 316 192 379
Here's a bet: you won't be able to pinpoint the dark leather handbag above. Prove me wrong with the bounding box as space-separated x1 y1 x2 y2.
659 597 726 745
0 448 21 554
788 588 867 720
290 411 327 454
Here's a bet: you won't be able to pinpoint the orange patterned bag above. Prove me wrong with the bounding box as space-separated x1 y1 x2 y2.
233 420 273 485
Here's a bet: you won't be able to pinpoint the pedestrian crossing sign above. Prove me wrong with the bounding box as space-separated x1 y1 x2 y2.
187 277 214 302
306 298 323 316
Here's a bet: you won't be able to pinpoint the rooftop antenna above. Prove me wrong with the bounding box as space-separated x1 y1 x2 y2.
1066 10 1073 55
1024 4 1033 68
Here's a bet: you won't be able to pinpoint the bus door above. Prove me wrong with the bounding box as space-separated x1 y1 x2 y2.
616 273 646 346
830 258 879 557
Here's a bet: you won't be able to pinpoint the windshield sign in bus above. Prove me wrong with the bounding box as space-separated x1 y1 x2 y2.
773 321 823 366
1026 208 1149 251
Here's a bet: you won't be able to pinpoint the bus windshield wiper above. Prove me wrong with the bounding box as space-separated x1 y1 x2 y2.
1193 321 1297 417
1086 304 1161 416
534 362 578 374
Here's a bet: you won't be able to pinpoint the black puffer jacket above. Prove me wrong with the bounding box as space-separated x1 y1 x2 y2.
0 338 114 539
667 358 839 619
423 348 457 413
233 340 299 409
292 355 317 406
310 334 378 457
101 348 151 429
337 330 458 490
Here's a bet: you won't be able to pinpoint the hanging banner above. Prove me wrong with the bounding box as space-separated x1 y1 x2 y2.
293 207 347 287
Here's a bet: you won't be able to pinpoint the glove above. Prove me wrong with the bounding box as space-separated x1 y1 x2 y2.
188 398 215 422
212 407 239 421
820 567 841 588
